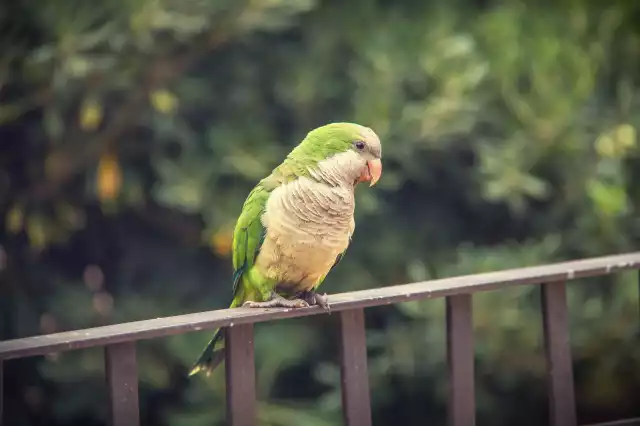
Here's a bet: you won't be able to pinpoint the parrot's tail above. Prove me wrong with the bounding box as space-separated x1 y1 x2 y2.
188 296 246 377
188 328 225 377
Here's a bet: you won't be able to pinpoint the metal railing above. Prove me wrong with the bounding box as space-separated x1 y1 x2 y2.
2 253 640 426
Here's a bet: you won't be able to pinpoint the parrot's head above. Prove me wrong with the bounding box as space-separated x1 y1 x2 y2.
296 122 382 187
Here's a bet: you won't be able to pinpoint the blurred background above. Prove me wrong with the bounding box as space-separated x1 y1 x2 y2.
1 0 640 425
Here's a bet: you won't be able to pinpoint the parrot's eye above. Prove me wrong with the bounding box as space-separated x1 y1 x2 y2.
354 141 366 150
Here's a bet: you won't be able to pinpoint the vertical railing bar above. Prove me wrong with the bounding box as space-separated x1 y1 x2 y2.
105 342 140 426
225 324 256 426
446 294 475 426
339 308 372 426
541 281 577 426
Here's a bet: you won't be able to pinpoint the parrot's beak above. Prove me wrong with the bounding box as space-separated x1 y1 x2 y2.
365 158 382 187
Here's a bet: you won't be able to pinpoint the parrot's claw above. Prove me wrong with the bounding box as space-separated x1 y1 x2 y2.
242 294 309 309
314 293 330 312
301 291 331 312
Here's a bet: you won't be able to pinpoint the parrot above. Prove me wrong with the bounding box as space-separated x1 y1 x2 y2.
188 122 382 376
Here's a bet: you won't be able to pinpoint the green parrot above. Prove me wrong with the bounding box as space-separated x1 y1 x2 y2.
189 122 382 376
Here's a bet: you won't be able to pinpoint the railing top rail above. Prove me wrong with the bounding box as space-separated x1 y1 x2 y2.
1 252 639 361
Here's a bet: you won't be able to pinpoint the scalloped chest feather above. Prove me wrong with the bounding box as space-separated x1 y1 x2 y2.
255 176 356 292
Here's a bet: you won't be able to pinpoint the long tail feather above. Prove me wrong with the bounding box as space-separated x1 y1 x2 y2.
189 285 245 377
188 328 225 377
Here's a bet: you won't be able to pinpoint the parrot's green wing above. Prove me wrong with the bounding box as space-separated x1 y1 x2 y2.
231 187 269 297
187 178 277 377
231 175 284 297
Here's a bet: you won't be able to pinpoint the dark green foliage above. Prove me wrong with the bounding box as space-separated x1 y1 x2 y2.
1 0 639 425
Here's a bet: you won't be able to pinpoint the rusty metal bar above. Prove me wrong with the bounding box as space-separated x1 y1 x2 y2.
105 342 139 426
1 253 639 361
225 324 256 426
0 253 638 426
339 309 372 426
541 282 577 426
446 294 475 426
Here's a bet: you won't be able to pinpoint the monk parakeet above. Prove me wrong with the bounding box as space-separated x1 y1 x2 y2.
189 122 382 376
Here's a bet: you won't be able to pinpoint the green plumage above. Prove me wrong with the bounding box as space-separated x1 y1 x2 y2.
189 123 381 376
188 184 276 376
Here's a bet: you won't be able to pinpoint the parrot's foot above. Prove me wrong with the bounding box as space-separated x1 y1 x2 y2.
242 293 309 309
301 290 330 311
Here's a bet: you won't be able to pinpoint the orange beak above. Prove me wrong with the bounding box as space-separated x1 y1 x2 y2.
367 158 382 186
358 158 382 187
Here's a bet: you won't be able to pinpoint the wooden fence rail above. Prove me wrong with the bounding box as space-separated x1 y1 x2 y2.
2 252 640 426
